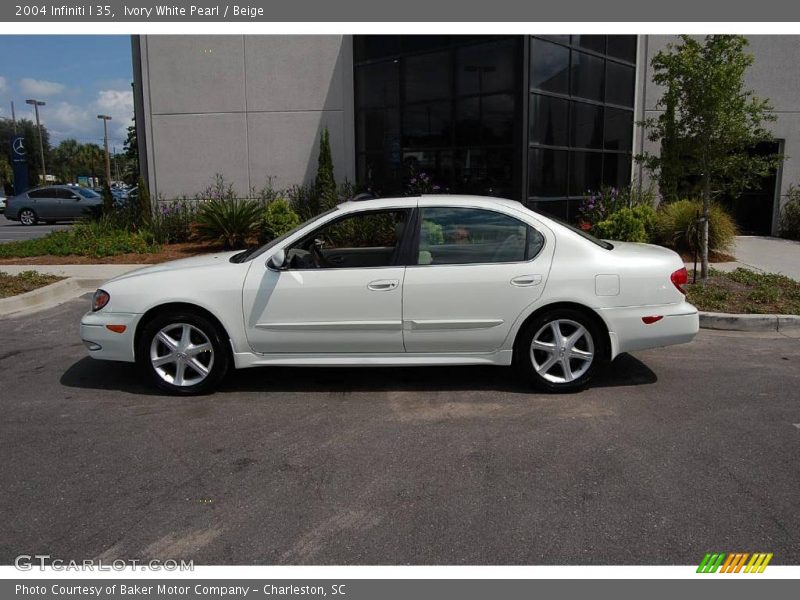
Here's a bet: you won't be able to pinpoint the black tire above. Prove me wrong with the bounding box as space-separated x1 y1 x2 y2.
514 307 605 393
136 309 230 395
19 208 37 226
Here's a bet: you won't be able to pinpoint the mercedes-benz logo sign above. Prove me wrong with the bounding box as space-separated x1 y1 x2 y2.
12 137 26 156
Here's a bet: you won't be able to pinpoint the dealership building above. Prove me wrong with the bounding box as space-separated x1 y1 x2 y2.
133 35 800 236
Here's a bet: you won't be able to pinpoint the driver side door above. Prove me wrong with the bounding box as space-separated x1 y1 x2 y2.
242 208 411 354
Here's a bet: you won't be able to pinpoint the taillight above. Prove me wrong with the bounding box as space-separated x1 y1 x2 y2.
92 289 110 311
670 267 688 294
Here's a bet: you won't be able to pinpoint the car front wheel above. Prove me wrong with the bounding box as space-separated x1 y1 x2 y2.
137 310 230 395
515 308 604 393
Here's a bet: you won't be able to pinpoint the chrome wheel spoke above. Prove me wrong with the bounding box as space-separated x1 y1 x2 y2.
549 321 562 342
531 340 556 352
565 325 586 350
179 324 192 351
568 347 593 361
560 357 574 382
152 353 177 368
157 331 179 351
538 352 559 374
186 342 212 356
188 358 210 377
173 361 187 386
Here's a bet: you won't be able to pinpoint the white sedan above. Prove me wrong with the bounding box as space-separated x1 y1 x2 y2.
80 195 698 395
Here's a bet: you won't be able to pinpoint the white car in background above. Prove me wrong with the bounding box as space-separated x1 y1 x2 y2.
80 195 699 395
0 194 6 214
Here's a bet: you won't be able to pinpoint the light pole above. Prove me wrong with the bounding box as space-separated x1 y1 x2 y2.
25 99 47 184
97 114 113 186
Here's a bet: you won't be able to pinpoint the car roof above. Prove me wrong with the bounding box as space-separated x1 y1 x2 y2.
337 194 526 212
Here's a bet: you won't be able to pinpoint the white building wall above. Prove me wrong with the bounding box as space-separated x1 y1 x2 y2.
136 35 355 199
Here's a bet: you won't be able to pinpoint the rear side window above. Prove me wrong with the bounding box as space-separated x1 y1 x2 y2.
77 188 100 198
27 188 52 199
417 207 544 265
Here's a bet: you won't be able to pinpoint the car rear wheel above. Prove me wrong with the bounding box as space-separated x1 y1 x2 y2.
515 308 604 393
137 310 230 395
19 209 37 226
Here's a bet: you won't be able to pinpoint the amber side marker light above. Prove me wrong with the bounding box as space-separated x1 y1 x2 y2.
642 316 664 324
105 325 127 333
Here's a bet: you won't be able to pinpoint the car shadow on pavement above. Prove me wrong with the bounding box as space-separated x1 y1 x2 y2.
60 353 656 396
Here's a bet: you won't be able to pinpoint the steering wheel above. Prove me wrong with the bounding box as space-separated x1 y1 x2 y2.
309 238 332 268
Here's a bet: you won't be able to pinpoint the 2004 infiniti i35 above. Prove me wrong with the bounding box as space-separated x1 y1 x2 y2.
80 195 699 395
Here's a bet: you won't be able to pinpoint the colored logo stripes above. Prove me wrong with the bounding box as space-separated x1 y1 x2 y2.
697 552 773 573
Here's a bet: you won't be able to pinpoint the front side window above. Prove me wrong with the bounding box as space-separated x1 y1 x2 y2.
286 209 409 270
417 207 543 265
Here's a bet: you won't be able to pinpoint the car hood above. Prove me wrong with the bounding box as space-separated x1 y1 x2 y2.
106 251 243 284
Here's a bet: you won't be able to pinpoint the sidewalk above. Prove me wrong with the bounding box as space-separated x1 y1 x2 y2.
0 264 147 317
688 236 800 280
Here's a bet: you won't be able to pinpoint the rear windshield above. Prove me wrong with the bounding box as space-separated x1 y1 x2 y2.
554 218 614 250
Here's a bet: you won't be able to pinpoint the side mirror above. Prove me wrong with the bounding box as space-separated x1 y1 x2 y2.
266 249 287 271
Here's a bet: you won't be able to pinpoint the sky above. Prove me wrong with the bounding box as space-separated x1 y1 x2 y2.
0 35 133 150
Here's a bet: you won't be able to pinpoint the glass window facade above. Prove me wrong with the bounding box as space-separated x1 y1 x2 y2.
354 35 637 223
354 36 522 199
528 35 636 220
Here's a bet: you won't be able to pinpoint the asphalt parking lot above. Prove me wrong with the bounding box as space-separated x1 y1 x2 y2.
0 214 71 243
1 297 798 565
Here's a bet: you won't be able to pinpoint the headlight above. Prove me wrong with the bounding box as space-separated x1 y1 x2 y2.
92 289 110 311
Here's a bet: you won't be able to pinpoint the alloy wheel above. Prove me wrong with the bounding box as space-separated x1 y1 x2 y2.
149 322 215 387
530 319 595 384
19 210 36 225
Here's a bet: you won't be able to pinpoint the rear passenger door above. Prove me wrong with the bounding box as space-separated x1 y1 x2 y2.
26 188 58 220
402 206 554 354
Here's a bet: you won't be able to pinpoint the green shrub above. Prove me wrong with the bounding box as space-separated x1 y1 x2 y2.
258 198 301 244
195 197 261 249
149 198 198 244
593 205 657 243
779 185 800 240
135 177 152 227
290 183 327 221
654 200 738 253
0 221 159 258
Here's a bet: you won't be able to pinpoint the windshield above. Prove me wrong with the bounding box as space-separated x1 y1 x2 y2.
76 187 101 199
230 207 339 263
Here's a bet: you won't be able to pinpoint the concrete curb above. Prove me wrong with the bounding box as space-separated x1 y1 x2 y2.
0 277 103 318
700 311 800 332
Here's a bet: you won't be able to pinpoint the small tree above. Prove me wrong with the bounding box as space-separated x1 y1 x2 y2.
101 181 115 216
314 128 337 212
637 35 783 278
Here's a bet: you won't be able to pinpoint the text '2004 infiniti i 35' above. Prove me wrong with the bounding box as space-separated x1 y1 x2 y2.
80 195 698 395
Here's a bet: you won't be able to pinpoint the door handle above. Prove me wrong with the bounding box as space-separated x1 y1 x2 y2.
367 279 399 291
510 274 543 287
